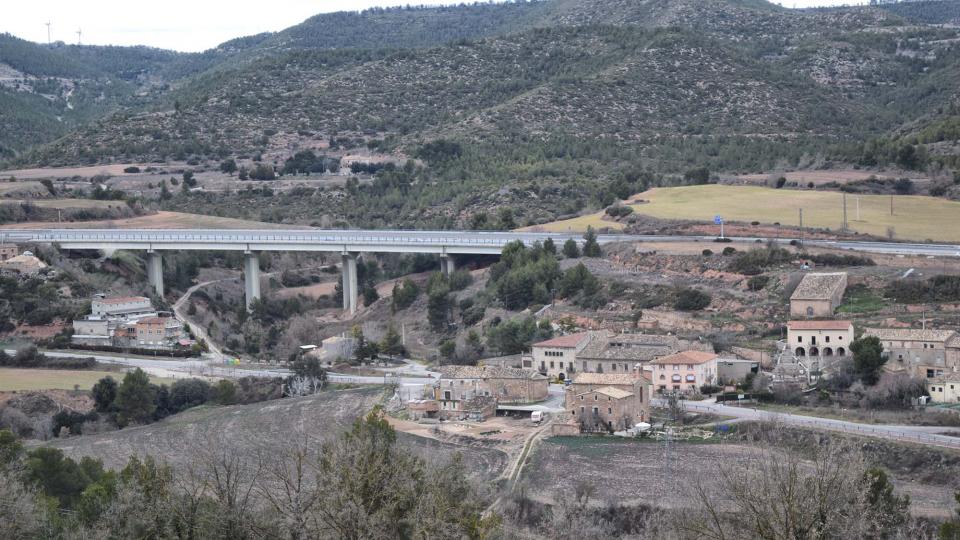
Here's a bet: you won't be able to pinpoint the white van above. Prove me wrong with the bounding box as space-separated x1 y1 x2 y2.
531 411 544 425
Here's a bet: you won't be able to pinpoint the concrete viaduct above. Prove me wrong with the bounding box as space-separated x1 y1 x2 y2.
4 228 959 314
1 229 621 314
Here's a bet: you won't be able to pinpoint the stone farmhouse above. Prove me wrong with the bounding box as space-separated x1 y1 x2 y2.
565 369 652 432
433 365 549 420
790 272 848 318
526 331 705 380
928 375 960 404
865 327 960 379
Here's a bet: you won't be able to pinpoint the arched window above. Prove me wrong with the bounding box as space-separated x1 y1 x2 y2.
795 347 806 357
806 306 814 317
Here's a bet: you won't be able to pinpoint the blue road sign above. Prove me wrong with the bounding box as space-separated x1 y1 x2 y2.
714 215 723 225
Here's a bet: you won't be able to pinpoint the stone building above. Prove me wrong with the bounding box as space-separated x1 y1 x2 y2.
527 332 593 379
0 243 18 261
787 320 854 359
864 327 960 379
574 333 681 375
434 365 549 420
790 272 848 318
565 369 652 432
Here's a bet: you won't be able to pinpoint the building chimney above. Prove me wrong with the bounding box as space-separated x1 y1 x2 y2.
633 363 642 380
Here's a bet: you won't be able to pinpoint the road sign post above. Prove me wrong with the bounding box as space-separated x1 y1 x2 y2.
714 215 724 239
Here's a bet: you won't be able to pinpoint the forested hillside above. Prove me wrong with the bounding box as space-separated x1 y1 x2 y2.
3 0 960 229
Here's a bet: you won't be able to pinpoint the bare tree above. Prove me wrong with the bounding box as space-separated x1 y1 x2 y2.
286 376 325 397
680 426 915 540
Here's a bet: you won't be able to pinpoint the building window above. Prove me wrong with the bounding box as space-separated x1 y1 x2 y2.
550 361 554 369
608 408 612 414
825 336 831 343
797 336 802 343
594 395 598 400
611 364 617 371
686 364 693 370
580 395 584 400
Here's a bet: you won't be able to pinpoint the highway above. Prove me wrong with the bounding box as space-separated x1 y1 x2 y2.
2 228 960 256
658 398 960 450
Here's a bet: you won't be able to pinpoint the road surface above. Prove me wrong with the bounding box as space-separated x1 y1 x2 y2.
3 228 960 257
171 278 235 358
658 398 960 449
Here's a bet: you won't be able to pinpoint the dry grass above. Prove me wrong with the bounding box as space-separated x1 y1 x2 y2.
0 181 45 195
0 368 177 391
530 185 960 242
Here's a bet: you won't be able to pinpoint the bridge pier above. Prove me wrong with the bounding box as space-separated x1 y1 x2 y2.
146 252 164 297
440 254 455 276
342 253 358 314
244 253 261 311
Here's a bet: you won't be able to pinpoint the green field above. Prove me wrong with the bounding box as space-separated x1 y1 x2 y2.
0 368 176 391
534 185 960 242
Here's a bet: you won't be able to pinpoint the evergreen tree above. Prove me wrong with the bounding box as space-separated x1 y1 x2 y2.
582 226 602 257
562 238 580 258
115 369 156 427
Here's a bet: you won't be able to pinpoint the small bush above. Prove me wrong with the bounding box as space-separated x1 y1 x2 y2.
700 384 721 395
722 247 737 256
123 166 141 173
702 249 713 256
673 288 711 311
747 275 771 291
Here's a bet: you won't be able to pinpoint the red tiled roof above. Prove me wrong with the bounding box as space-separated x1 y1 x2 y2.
787 320 852 330
534 332 590 348
651 351 718 365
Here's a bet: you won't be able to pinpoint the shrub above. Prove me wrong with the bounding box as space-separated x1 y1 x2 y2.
747 275 771 291
722 247 737 256
673 288 711 311
702 249 713 256
123 166 141 173
700 384 721 395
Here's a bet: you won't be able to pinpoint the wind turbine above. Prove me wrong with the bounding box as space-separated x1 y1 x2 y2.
45 21 51 44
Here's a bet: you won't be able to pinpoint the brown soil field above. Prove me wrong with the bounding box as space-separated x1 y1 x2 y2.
0 210 300 230
275 281 337 299
46 387 508 479
524 436 959 519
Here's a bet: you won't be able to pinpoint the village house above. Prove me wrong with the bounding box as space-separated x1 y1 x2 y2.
787 320 854 359
133 316 184 349
927 375 960 403
526 332 594 379
790 272 848 318
864 328 960 379
527 331 693 380
0 243 18 261
433 365 549 420
574 333 681 375
566 369 652 432
0 251 47 275
650 351 720 394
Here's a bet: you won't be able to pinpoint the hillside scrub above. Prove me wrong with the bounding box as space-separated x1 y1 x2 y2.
728 247 793 275
489 241 560 311
885 275 960 304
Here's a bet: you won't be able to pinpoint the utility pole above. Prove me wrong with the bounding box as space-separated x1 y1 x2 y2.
856 196 861 221
799 208 804 247
890 194 894 216
76 28 82 46
842 192 848 232
45 21 51 44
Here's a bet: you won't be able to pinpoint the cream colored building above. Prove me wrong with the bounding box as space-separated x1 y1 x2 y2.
650 351 719 394
790 272 848 318
787 320 854 359
927 376 960 403
528 332 593 379
864 328 960 379
566 369 651 432
91 296 155 318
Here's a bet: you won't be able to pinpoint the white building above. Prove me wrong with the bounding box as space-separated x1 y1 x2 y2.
787 320 854 359
91 296 155 318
